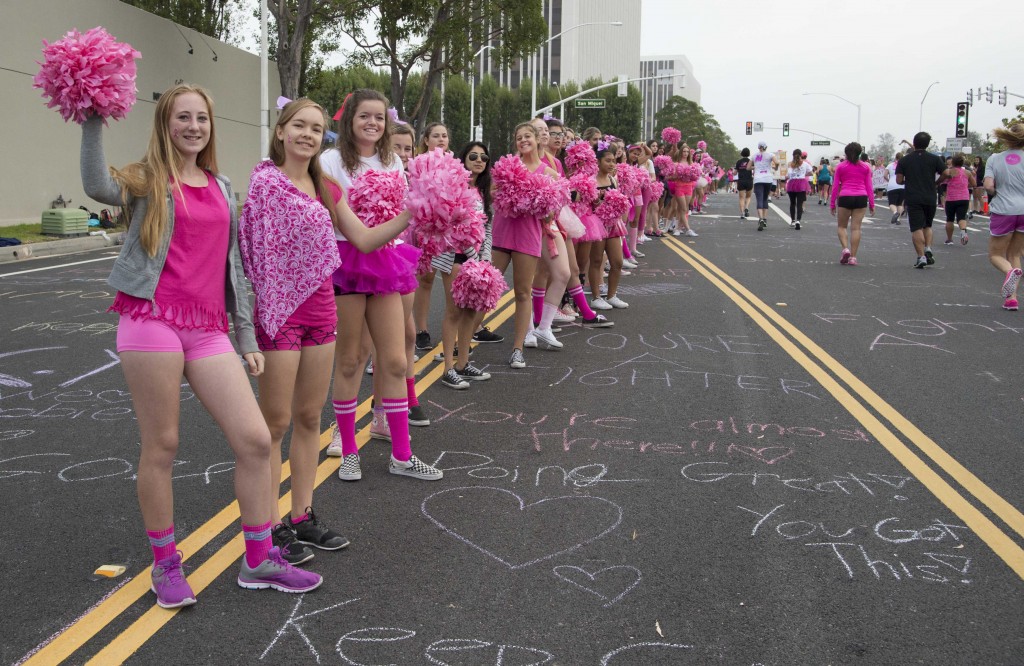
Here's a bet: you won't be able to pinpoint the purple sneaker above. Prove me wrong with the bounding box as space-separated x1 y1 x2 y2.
151 551 197 609
237 547 323 593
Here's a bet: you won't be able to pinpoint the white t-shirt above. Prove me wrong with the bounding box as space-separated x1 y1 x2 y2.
319 149 404 241
788 163 812 181
986 149 1024 216
752 150 775 184
886 161 904 190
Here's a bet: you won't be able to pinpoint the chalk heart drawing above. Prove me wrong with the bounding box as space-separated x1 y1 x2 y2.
421 486 623 570
552 565 641 607
731 446 794 465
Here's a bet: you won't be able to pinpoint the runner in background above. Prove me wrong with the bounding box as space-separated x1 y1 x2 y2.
942 154 975 246
885 152 905 225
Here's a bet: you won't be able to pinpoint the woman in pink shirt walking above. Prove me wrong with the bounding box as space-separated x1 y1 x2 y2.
830 142 875 265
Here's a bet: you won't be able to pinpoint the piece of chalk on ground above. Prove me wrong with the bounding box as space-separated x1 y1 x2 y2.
93 564 126 578
776 303 787 306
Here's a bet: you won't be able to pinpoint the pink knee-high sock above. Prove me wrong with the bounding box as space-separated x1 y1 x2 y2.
568 284 596 319
621 237 632 260
147 524 176 564
627 226 638 256
531 287 545 326
242 521 273 568
406 377 419 407
382 397 412 461
539 302 558 331
333 398 358 456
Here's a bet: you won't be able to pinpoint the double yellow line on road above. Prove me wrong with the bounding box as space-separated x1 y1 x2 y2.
25 292 517 665
662 234 1024 579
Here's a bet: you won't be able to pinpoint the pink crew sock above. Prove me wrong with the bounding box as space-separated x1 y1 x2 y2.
147 524 176 564
622 236 633 260
382 397 412 461
242 521 273 568
627 225 638 256
406 377 419 407
333 398 359 457
568 284 596 319
539 302 558 331
531 287 545 326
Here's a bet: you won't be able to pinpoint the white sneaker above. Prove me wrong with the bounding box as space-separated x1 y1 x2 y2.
524 331 538 348
619 269 632 276
389 455 442 481
607 295 629 309
533 327 563 350
365 360 373 375
591 297 612 310
552 310 576 324
685 229 698 237
633 249 646 257
326 426 343 457
599 284 608 296
672 229 683 236
622 258 638 269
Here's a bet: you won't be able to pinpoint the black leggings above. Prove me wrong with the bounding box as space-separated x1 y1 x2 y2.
788 191 807 221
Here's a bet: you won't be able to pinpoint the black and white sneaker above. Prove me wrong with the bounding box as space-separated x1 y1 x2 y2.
408 405 430 427
415 330 432 352
581 314 614 328
472 327 504 344
389 455 443 481
441 367 470 389
509 348 526 369
757 219 766 231
290 508 349 550
456 362 491 381
271 523 314 565
925 250 935 265
794 221 801 230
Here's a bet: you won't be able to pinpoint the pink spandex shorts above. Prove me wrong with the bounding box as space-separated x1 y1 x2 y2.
255 322 337 352
989 213 1024 237
116 315 236 361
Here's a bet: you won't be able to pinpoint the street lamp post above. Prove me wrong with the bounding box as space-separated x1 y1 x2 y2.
469 45 494 142
919 80 940 132
803 91 861 144
531 21 623 118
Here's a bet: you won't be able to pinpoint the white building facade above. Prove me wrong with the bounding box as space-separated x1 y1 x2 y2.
638 55 702 140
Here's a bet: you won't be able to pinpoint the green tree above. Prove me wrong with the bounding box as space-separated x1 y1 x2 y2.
121 0 240 41
654 95 739 166
339 0 547 134
868 132 897 160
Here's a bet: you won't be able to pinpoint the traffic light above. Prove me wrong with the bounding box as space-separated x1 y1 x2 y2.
999 87 1008 107
986 84 993 103
955 102 969 138
967 89 973 106
745 121 752 136
783 122 790 137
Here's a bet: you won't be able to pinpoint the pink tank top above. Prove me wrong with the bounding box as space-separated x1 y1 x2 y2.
946 167 970 202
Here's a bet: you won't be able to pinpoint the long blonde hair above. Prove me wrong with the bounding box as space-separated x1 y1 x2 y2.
993 123 1024 150
112 84 219 256
270 98 341 229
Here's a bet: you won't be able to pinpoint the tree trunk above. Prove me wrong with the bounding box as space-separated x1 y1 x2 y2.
269 0 314 101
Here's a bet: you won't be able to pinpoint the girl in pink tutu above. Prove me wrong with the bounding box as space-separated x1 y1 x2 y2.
491 122 562 369
320 89 443 482
239 98 349 566
667 143 698 237
411 122 451 354
80 84 321 607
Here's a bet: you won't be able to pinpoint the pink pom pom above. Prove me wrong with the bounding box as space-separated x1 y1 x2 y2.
649 181 664 200
653 155 673 173
348 170 408 229
564 141 598 177
615 163 642 197
595 188 630 221
451 260 508 312
570 172 598 205
696 140 707 151
491 155 570 219
33 27 140 124
661 127 682 145
406 148 485 264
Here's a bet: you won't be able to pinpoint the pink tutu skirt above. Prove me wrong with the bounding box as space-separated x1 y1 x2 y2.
668 180 695 197
577 212 605 243
602 216 627 239
332 240 420 296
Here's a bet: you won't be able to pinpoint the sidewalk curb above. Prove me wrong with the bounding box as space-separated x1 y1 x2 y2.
0 232 124 264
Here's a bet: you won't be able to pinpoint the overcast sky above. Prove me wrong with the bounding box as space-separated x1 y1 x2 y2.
640 0 1022 161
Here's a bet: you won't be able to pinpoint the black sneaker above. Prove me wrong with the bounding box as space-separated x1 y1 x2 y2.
456 362 491 381
757 219 766 231
441 367 470 389
290 508 349 551
581 314 614 328
408 404 430 427
925 250 935 265
272 523 314 565
793 221 801 230
472 327 504 344
415 330 432 352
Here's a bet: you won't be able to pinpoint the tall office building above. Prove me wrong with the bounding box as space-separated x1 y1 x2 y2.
638 55 702 140
478 0 641 91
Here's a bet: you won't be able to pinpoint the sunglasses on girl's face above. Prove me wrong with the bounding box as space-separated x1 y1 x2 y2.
467 152 489 162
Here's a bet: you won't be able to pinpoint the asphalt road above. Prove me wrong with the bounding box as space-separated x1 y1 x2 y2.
2 191 1022 666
